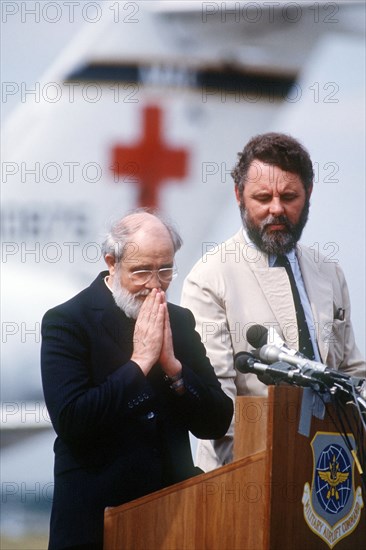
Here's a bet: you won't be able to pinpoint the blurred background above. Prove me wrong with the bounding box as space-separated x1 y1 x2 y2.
1 1 365 547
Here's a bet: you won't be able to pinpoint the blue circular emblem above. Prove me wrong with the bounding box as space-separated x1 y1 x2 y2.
315 443 352 514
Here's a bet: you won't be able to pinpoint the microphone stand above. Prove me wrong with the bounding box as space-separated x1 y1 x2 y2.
235 351 366 493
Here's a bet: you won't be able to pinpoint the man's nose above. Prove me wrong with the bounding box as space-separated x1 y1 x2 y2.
145 271 162 289
269 198 285 216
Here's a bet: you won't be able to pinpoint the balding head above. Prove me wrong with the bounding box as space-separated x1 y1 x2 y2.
102 209 182 263
121 212 171 245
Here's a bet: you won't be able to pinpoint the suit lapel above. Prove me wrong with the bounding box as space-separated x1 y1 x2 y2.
88 272 135 354
236 230 299 346
100 306 135 355
297 247 333 362
251 262 299 349
239 232 333 355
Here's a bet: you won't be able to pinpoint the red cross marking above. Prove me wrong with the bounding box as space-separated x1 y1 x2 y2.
111 105 188 209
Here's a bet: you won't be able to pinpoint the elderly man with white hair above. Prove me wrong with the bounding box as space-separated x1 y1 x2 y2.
41 209 233 550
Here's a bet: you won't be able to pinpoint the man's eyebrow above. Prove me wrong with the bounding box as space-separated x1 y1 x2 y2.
131 264 153 271
132 262 174 271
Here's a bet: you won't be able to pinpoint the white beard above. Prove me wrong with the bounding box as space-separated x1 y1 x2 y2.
110 278 150 319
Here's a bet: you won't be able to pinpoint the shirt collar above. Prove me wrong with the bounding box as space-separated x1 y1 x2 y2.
104 275 113 292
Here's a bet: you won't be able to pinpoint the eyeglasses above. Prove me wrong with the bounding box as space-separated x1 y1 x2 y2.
128 267 178 286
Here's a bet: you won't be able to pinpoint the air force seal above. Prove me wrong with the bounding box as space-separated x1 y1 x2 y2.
302 432 363 548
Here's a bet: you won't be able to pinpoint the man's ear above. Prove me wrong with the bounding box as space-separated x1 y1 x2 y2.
104 254 116 276
307 184 313 200
234 185 241 205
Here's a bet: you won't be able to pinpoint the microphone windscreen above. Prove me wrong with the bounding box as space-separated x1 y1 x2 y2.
246 325 268 349
234 352 256 373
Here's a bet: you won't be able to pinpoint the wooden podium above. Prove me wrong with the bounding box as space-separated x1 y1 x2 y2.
104 386 365 549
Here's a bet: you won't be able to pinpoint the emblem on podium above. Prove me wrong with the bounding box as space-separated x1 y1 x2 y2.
302 432 363 548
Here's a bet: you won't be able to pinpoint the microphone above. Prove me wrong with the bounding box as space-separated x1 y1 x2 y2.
234 352 322 388
245 325 361 396
235 348 366 416
235 351 292 381
258 344 357 390
246 325 268 348
259 344 325 371
234 351 277 386
234 352 259 373
246 324 322 384
247 324 304 359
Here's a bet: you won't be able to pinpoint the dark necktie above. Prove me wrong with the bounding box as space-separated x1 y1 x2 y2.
275 255 315 360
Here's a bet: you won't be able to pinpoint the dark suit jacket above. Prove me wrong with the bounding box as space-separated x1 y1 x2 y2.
41 272 233 549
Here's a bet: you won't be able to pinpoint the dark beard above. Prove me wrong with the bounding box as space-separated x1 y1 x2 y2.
239 199 310 255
